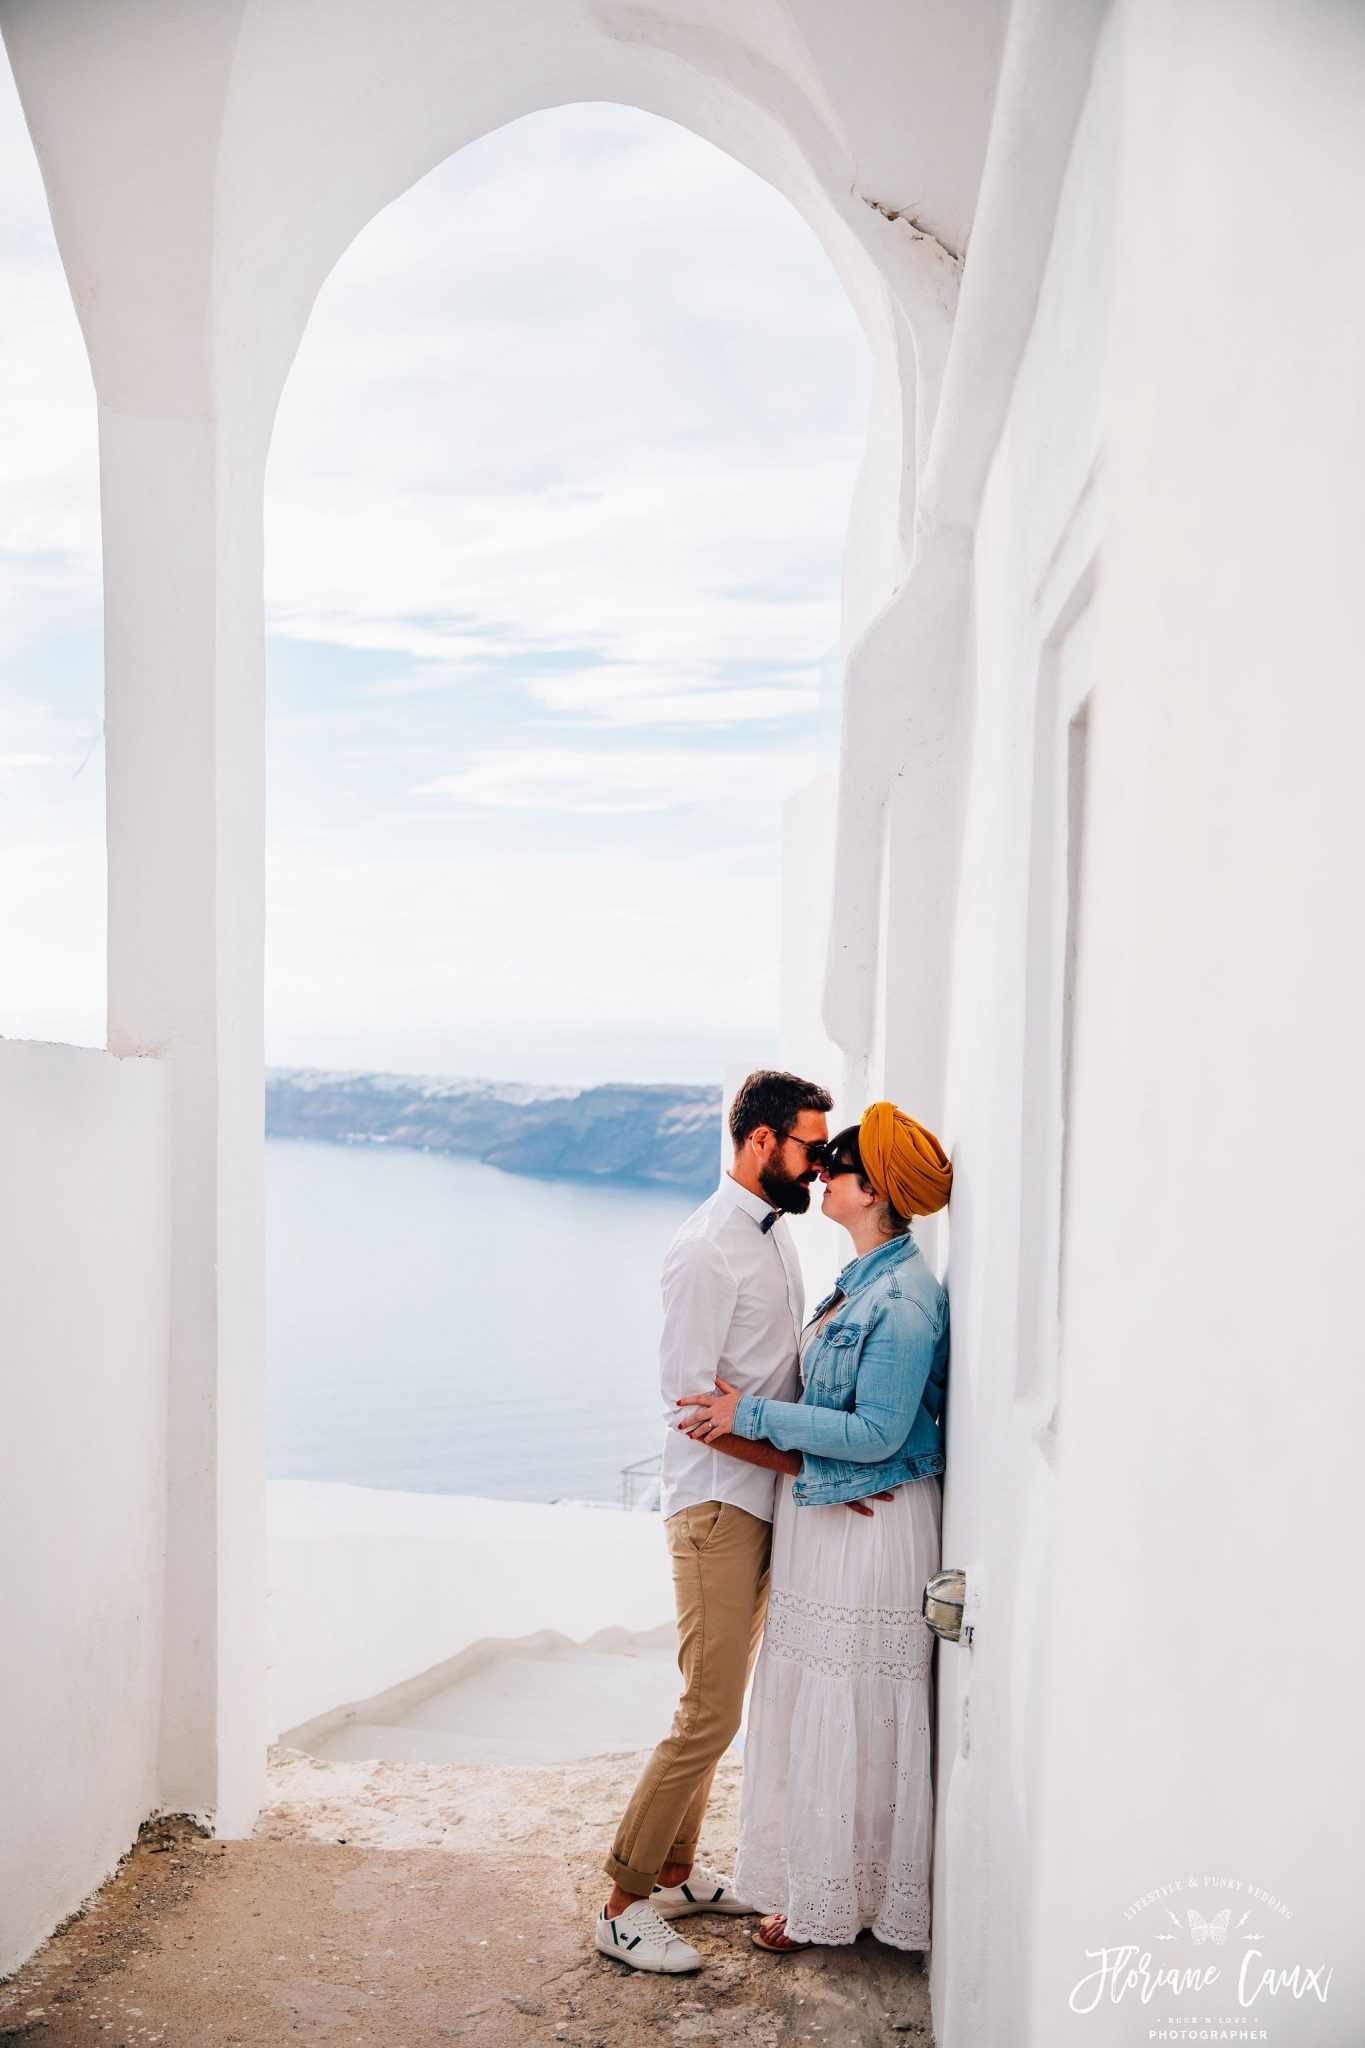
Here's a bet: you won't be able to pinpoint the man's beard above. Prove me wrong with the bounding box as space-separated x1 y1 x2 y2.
758 1157 815 1214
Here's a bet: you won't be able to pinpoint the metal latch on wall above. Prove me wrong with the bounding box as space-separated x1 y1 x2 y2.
922 1568 972 1645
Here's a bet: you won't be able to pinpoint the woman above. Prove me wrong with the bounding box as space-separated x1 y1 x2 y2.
676 1101 951 1955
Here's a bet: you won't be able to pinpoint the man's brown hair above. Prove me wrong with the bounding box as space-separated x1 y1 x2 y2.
728 1069 833 1150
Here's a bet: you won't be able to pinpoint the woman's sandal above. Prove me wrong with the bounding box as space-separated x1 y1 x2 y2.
752 1913 810 1954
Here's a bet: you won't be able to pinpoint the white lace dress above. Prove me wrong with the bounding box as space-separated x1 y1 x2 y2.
732 1328 941 1950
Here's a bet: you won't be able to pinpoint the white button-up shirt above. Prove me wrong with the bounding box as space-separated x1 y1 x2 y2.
657 1172 805 1523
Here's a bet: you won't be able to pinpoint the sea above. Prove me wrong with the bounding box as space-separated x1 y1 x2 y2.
266 1137 697 1506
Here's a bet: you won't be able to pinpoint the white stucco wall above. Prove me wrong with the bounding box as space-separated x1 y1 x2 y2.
858 3 1364 2039
1023 4 1365 2039
928 19 1119 2040
779 770 847 1309
267 1482 673 1737
0 1041 171 1977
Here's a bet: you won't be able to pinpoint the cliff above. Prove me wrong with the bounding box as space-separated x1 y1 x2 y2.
265 1067 723 1191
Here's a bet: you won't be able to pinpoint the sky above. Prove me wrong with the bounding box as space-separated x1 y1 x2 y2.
0 75 871 1086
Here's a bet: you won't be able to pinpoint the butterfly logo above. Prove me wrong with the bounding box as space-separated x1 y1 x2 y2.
1188 1909 1231 1947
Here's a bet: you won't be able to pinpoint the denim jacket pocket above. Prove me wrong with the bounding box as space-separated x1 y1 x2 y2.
816 1322 861 1392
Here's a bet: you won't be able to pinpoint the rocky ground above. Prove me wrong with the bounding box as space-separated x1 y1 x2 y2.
0 1750 933 2048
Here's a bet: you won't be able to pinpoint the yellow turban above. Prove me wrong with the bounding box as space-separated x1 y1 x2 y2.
858 1101 953 1218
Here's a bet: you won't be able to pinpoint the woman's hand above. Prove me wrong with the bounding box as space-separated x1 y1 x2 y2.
676 1376 742 1442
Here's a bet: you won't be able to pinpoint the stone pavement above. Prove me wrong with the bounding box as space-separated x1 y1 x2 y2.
0 1751 933 2048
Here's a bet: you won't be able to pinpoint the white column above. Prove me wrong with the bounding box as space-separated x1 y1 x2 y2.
3 0 266 1833
102 407 267 1831
823 525 973 1114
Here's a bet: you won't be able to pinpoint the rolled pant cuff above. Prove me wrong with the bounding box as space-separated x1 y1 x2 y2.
603 1852 661 1899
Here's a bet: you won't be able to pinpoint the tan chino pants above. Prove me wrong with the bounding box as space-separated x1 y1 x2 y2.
605 1499 771 1898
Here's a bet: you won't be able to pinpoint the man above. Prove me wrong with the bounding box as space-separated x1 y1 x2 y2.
595 1069 833 1974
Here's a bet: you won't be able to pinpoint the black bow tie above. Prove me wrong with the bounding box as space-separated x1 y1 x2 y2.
760 1209 779 1234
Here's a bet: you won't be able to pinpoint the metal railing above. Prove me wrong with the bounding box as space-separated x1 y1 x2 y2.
619 1454 661 1511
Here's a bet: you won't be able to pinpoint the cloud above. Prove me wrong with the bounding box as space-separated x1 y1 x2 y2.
526 666 819 728
0 63 102 666
263 829 786 1079
264 466 851 680
0 86 868 1075
414 746 817 814
265 103 871 734
0 827 106 1047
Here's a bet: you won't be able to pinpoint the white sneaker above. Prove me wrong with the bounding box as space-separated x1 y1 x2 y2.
650 1864 755 1919
595 1901 702 1974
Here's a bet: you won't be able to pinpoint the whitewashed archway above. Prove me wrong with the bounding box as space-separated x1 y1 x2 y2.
2 0 1001 1835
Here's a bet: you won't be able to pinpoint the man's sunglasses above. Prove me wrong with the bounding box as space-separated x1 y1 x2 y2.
774 1130 826 1164
774 1132 859 1177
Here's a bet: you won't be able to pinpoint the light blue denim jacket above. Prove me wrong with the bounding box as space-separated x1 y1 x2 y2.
732 1233 948 1506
